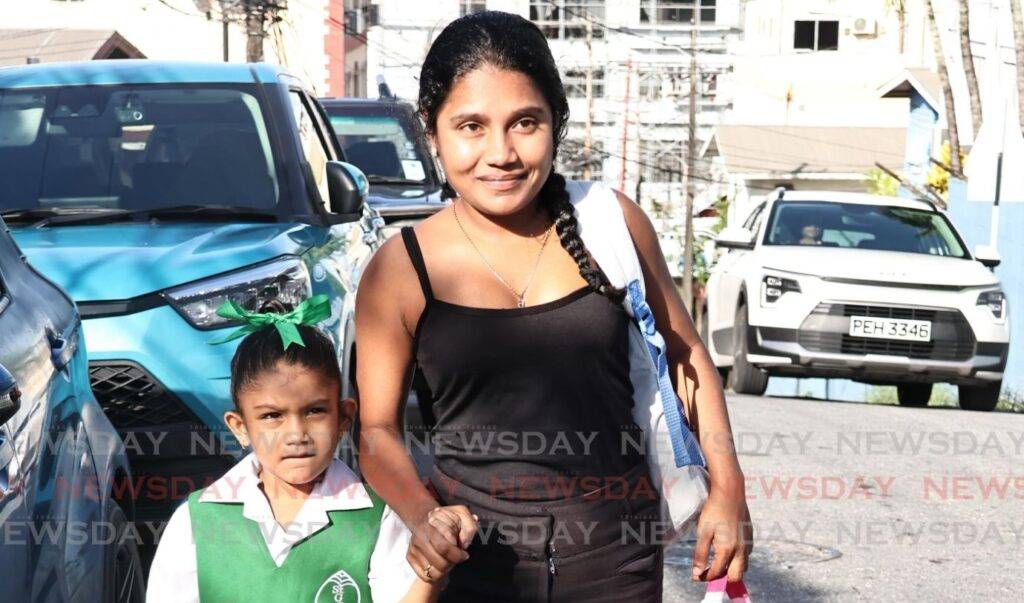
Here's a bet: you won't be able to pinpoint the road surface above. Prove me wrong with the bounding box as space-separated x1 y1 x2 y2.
663 394 1024 601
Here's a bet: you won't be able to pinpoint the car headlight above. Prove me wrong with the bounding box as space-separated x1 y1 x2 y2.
164 257 312 330
976 290 1006 320
761 274 801 305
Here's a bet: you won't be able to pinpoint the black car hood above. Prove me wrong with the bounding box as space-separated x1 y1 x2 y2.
367 185 447 220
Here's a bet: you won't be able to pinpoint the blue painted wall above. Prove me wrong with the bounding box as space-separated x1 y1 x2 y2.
900 90 939 196
945 178 1022 393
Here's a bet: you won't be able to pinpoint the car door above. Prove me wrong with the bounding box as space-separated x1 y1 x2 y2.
285 88 377 393
0 219 83 597
707 201 766 357
0 218 100 602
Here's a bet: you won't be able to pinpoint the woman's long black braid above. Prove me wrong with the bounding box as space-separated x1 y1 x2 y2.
539 171 626 303
419 10 625 303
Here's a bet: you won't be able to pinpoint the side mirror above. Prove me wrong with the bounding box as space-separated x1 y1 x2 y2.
974 244 1001 269
326 161 368 222
0 363 20 426
715 227 756 250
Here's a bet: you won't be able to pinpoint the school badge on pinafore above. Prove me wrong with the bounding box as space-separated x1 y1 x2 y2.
314 569 361 603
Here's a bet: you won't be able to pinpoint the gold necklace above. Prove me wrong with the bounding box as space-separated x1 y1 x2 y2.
452 202 553 308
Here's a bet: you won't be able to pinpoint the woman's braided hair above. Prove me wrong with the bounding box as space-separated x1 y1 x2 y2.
418 10 625 303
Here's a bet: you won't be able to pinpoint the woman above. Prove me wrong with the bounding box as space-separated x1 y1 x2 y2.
356 11 751 601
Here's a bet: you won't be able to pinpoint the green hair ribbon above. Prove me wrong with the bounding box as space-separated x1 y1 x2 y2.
206 294 332 350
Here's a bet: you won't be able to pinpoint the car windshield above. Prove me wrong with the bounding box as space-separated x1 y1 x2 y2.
0 84 282 216
763 200 968 258
326 105 436 185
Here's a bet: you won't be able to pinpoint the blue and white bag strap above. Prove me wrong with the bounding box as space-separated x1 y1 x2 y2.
626 280 707 469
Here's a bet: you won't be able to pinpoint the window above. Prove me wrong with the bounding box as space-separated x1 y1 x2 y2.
640 0 716 25
794 20 839 51
559 139 604 181
529 0 605 40
702 72 718 98
742 203 765 231
638 138 685 183
460 0 486 16
637 66 686 101
0 85 282 212
764 201 967 257
562 68 604 99
288 91 331 206
327 108 434 184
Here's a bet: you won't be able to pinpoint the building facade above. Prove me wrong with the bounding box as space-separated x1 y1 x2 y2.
2 0 346 95
361 0 744 224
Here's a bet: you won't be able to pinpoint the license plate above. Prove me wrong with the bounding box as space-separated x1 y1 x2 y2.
848 316 932 342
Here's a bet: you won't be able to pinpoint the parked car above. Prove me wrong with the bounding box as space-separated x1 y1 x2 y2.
320 96 448 427
702 190 1009 411
0 60 380 565
320 97 447 230
0 215 143 601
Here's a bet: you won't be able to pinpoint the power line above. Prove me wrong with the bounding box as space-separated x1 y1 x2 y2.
559 138 780 193
546 1 699 55
154 0 207 17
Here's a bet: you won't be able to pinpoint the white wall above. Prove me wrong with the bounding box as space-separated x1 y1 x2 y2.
725 0 928 127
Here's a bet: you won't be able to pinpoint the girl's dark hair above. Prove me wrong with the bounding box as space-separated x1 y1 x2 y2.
228 300 341 409
419 11 624 302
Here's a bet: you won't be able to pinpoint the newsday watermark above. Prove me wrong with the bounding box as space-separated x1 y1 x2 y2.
5 425 1023 459
2 517 1022 549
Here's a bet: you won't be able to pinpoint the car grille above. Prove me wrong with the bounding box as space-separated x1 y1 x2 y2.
89 362 200 428
798 303 976 362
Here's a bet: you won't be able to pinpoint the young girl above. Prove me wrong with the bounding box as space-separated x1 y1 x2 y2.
355 11 751 602
147 297 476 602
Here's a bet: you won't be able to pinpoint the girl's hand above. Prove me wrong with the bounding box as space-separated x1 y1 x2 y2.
691 481 753 583
427 506 479 550
406 505 478 583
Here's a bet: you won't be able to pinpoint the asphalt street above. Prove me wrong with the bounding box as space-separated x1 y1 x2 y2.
663 394 1024 602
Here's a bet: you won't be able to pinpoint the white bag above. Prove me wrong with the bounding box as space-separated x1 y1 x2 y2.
569 180 709 541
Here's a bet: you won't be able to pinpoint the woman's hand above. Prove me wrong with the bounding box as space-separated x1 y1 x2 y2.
691 480 753 583
406 505 479 584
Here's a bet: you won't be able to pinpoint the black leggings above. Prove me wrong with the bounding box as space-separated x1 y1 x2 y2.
431 461 664 602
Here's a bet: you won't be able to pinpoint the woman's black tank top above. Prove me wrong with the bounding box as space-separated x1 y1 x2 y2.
401 227 643 502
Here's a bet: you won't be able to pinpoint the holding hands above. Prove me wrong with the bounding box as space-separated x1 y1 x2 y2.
407 505 479 584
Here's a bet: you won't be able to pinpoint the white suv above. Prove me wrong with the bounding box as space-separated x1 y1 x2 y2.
703 190 1009 411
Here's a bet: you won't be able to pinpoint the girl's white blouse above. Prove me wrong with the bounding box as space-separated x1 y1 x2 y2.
146 453 417 603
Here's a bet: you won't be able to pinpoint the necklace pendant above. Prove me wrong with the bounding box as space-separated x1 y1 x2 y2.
517 297 526 308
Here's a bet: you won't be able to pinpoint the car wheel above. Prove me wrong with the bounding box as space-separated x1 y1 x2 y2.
959 381 1001 412
896 383 931 407
731 304 769 396
104 504 145 603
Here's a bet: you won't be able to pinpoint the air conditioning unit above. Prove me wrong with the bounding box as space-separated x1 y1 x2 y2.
851 17 877 36
363 4 379 29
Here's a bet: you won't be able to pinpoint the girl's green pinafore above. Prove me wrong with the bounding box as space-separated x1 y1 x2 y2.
187 486 386 602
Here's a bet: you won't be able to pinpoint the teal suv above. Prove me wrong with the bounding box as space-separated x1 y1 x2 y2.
0 60 382 562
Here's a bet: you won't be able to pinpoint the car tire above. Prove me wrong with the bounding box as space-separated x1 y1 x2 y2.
103 503 145 603
896 383 931 407
731 304 769 396
959 381 1001 412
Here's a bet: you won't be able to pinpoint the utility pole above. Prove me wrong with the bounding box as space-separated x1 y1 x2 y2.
619 57 633 191
222 10 230 61
584 19 594 180
681 1 699 315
